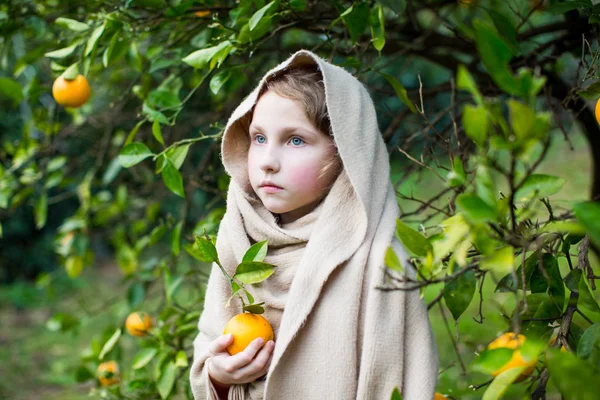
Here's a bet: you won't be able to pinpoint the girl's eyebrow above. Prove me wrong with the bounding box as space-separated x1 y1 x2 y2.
249 124 316 137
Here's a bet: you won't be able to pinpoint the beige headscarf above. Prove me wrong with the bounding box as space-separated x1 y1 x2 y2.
189 50 438 400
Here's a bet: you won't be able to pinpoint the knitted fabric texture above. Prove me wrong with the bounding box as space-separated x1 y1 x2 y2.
189 49 439 400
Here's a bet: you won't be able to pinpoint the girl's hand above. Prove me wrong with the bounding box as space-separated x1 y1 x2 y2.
207 333 275 386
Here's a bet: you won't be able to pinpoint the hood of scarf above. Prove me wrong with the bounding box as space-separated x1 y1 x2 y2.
218 49 395 378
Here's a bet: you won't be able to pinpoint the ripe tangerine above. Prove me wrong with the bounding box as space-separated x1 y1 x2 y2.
52 74 91 108
223 312 274 355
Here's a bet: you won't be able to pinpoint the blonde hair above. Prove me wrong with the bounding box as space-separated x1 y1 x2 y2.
241 65 342 182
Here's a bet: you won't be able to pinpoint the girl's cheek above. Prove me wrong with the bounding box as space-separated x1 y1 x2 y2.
287 162 322 193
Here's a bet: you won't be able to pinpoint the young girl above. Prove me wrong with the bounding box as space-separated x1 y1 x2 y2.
189 50 438 400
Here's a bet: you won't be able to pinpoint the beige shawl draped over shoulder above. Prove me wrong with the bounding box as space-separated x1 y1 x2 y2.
189 49 439 400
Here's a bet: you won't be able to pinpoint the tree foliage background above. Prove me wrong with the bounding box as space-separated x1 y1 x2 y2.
1 0 600 399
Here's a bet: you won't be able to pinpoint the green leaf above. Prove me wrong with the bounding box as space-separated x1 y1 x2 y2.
462 104 488 147
46 312 80 332
379 72 417 113
47 156 68 172
210 69 232 95
456 193 497 223
74 365 94 382
507 99 549 145
171 220 183 256
476 164 496 207
152 120 165 146
132 348 158 369
127 281 145 308
343 2 370 43
0 77 24 105
573 202 600 246
119 143 154 168
55 17 90 32
473 19 519 96
45 44 79 59
578 81 600 100
395 219 432 257
433 214 470 264
244 289 255 304
376 0 406 15
577 324 600 369
102 32 128 68
482 8 519 55
370 5 385 52
161 159 185 198
85 24 105 56
547 0 593 15
99 328 121 360
578 271 600 315
175 350 188 368
149 225 168 245
243 304 265 314
447 157 466 187
189 236 219 263
457 64 483 105
165 144 190 171
65 256 84 278
515 174 565 202
157 361 177 399
480 246 514 278
142 104 169 124
384 245 404 273
249 1 277 31
234 261 276 284
443 269 476 320
532 254 564 311
482 367 526 400
390 386 403 400
242 240 269 263
289 0 307 11
471 348 514 374
124 120 146 146
34 191 48 229
182 41 231 70
546 348 600 400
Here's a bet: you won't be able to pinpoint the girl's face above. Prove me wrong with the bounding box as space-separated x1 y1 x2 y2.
247 90 338 224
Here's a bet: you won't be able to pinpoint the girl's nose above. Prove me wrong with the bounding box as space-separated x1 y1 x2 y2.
259 147 280 173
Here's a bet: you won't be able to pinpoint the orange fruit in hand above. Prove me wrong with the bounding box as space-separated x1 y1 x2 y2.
487 332 537 382
52 74 91 108
435 393 448 400
97 360 119 387
223 312 274 355
125 311 153 337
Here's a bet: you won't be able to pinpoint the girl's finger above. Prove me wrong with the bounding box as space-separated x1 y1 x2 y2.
226 337 266 370
208 333 234 355
237 340 275 377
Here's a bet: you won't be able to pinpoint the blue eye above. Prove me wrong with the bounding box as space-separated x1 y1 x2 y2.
254 135 266 144
290 137 305 146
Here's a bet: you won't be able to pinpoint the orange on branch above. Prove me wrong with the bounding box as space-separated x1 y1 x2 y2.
223 312 274 355
486 332 537 382
595 99 600 125
194 10 211 17
97 360 119 387
52 74 91 108
434 393 448 400
125 311 153 337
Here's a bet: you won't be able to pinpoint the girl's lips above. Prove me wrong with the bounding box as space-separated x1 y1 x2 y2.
261 185 283 194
